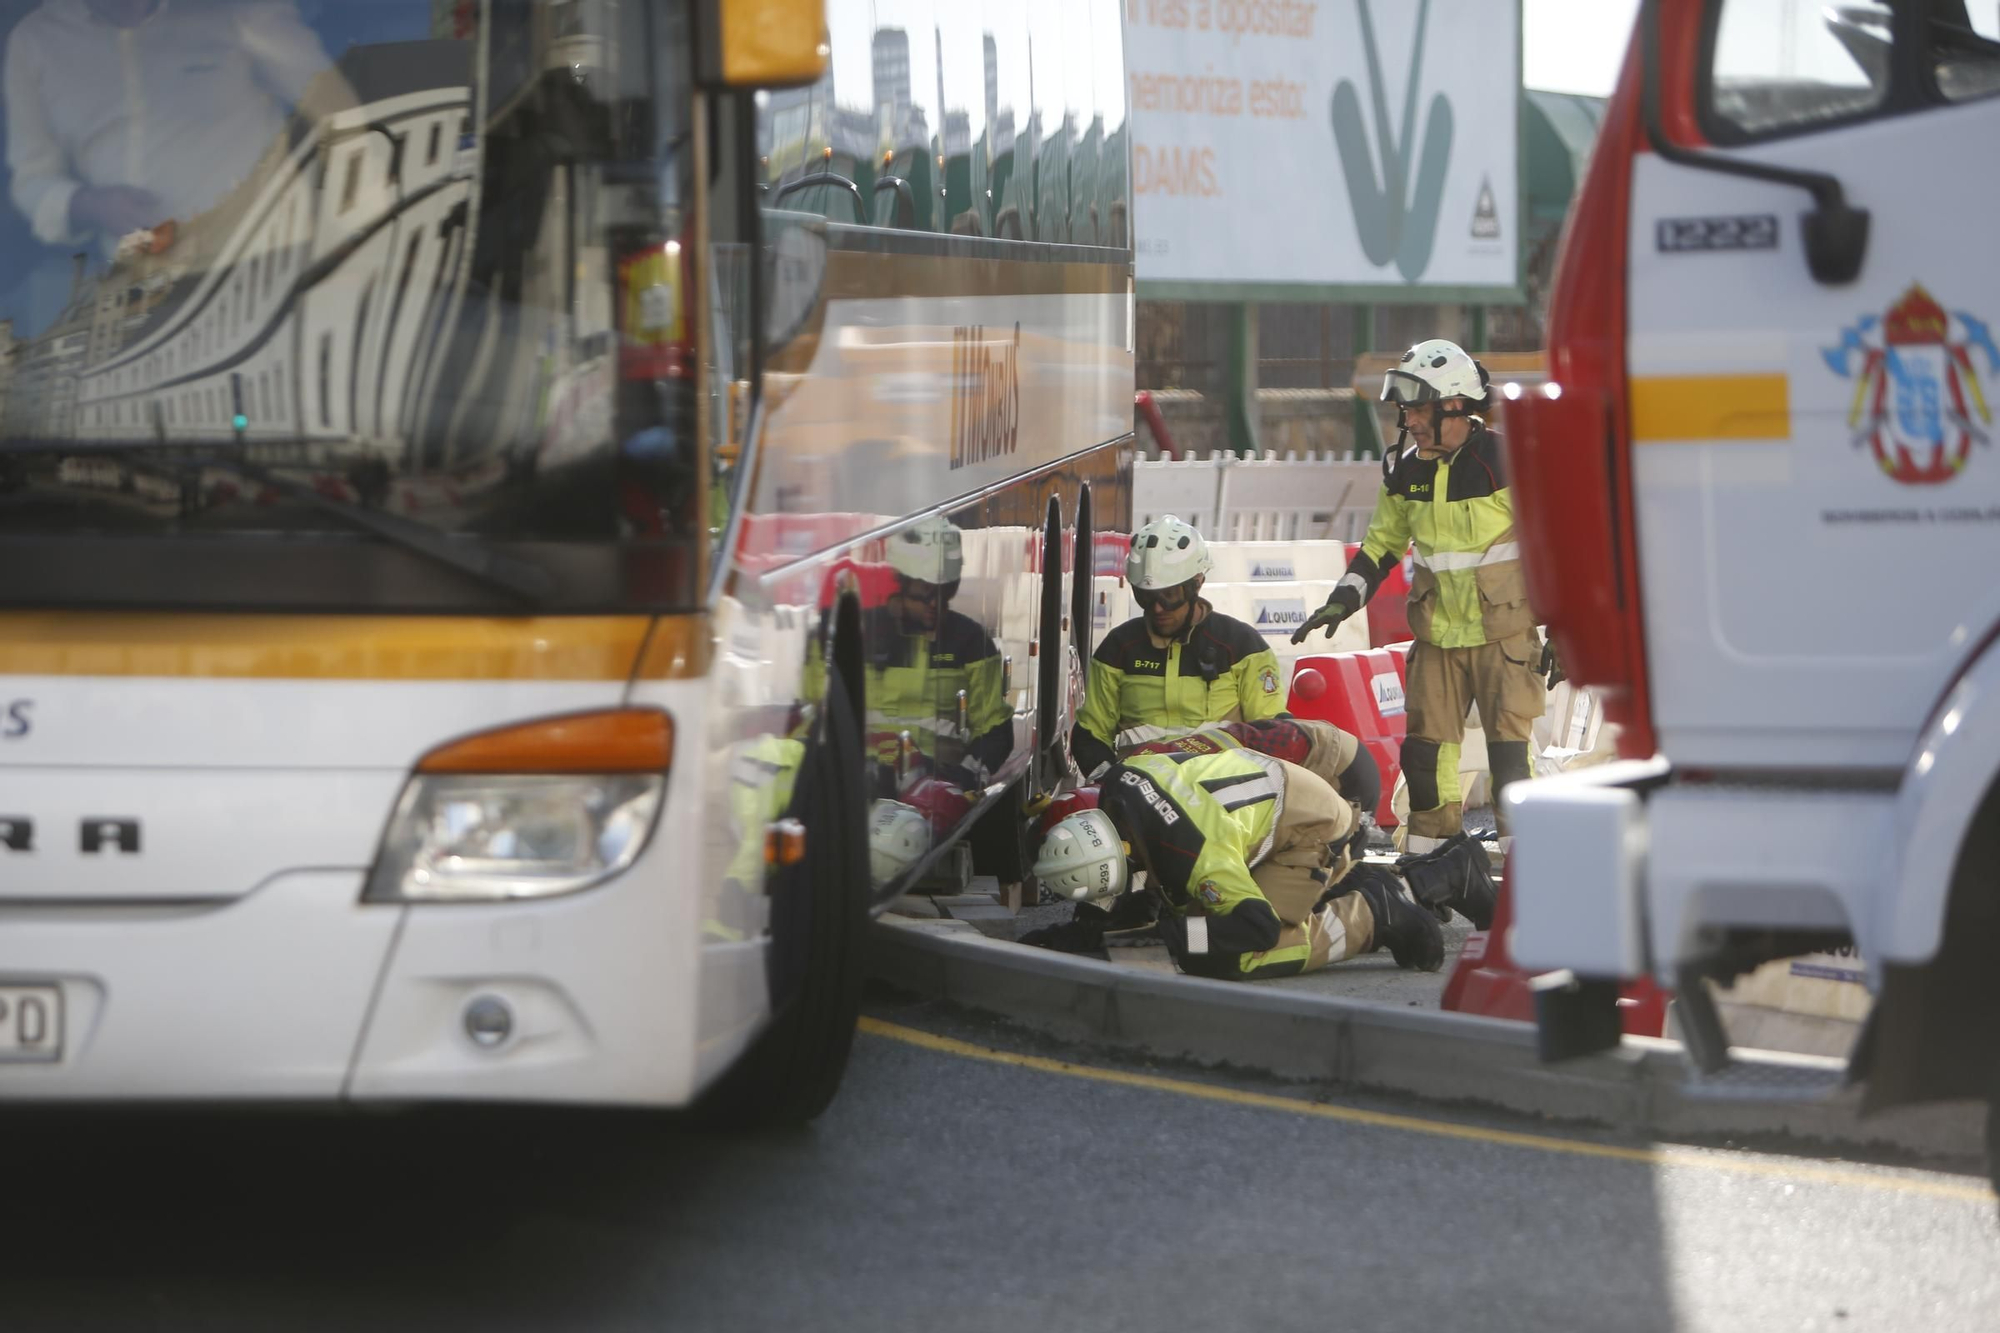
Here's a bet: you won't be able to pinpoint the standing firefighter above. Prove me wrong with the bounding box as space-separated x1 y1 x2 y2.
1293 339 1550 852
1032 745 1496 981
1073 515 1284 779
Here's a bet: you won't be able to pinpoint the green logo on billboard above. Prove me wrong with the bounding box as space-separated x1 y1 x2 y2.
1332 0 1453 282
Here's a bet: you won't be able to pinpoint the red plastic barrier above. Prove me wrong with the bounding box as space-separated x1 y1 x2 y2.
828 560 900 608
765 558 901 611
1094 532 1131 575
736 511 879 563
1385 640 1411 694
1337 543 1414 647
1370 551 1415 647
1441 861 1670 1038
1286 649 1405 826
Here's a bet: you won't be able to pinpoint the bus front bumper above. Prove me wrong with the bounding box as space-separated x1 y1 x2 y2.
0 860 719 1106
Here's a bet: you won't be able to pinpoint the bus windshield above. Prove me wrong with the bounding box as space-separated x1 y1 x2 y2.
0 0 698 613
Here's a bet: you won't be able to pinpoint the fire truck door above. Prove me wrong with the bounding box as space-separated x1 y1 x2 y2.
1626 0 2000 767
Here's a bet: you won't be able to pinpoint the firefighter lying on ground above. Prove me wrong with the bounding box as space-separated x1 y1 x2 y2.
1028 740 1497 981
1293 338 1552 853
1072 515 1284 780
1130 716 1383 831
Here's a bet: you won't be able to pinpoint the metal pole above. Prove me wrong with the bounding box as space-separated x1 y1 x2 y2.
1226 301 1259 456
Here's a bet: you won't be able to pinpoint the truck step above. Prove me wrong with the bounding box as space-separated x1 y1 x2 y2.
1681 1056 1848 1103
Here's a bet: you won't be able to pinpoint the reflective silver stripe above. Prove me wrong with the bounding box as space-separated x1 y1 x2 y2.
1242 751 1286 863
1201 770 1282 812
729 755 789 786
1336 572 1369 597
1410 541 1520 573
1115 723 1193 750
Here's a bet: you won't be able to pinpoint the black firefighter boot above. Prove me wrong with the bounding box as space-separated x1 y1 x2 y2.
1340 863 1445 973
1396 833 1498 930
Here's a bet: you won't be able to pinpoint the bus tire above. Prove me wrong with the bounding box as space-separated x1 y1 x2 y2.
696 662 870 1130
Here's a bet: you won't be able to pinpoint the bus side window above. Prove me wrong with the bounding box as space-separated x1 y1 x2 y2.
1028 0 1069 246
1096 0 1130 253
933 0 983 238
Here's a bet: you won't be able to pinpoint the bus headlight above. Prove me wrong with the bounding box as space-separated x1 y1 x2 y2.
364 774 664 903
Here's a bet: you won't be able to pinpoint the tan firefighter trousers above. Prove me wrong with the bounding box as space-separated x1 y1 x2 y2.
1402 635 1545 841
1231 758 1375 978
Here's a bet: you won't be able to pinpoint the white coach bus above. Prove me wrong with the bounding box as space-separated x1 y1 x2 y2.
0 0 1132 1124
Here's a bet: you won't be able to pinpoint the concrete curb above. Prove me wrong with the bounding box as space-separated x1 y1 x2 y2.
871 917 1988 1166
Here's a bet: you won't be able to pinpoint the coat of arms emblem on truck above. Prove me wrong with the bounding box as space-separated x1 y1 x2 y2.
1823 284 1998 486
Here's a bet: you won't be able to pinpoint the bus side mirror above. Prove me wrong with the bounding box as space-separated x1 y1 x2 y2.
697 0 828 90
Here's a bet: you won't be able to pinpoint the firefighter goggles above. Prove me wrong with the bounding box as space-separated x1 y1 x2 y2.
1133 581 1195 610
896 578 942 606
1380 369 1443 405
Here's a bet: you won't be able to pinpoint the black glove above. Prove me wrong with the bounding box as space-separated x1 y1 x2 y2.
1539 635 1565 691
1289 585 1363 645
1020 902 1109 955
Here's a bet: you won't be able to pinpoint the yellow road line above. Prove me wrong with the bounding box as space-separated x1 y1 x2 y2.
858 1017 1995 1205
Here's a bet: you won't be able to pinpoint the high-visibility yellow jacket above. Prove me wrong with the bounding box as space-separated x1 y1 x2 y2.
1073 605 1283 776
806 605 1012 784
1100 747 1292 968
1344 426 1538 649
724 732 808 908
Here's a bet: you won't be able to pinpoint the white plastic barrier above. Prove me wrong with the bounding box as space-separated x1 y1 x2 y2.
1206 539 1353 584
1133 452 1382 542
1215 454 1380 542
1388 681 1614 842
1705 952 1871 1058
1088 575 1134 641
1535 681 1604 754
1132 452 1225 532
1203 580 1370 687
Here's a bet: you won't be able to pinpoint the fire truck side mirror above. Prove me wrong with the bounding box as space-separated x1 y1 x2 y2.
1638 0 1872 287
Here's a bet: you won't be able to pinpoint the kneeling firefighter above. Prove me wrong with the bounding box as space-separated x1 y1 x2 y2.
1031 744 1496 981
1072 515 1284 779
1293 339 1550 851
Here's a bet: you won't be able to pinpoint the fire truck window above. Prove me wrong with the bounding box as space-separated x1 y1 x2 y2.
1932 3 2000 103
1707 0 1891 137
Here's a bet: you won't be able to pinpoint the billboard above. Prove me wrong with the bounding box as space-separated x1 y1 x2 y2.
1126 0 1521 296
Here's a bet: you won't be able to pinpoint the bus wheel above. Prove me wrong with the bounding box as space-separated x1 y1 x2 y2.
697 662 870 1129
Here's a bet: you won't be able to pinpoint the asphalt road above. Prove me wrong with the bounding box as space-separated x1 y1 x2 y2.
1 991 1993 1333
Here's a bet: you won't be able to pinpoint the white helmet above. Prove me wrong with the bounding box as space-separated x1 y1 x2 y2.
868 799 931 882
1126 515 1212 592
1381 339 1489 408
1032 808 1128 904
888 514 963 586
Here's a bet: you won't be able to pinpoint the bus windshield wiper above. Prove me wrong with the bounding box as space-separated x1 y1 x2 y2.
226 460 555 605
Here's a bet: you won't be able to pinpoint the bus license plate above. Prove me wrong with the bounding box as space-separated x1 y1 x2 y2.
0 986 62 1062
